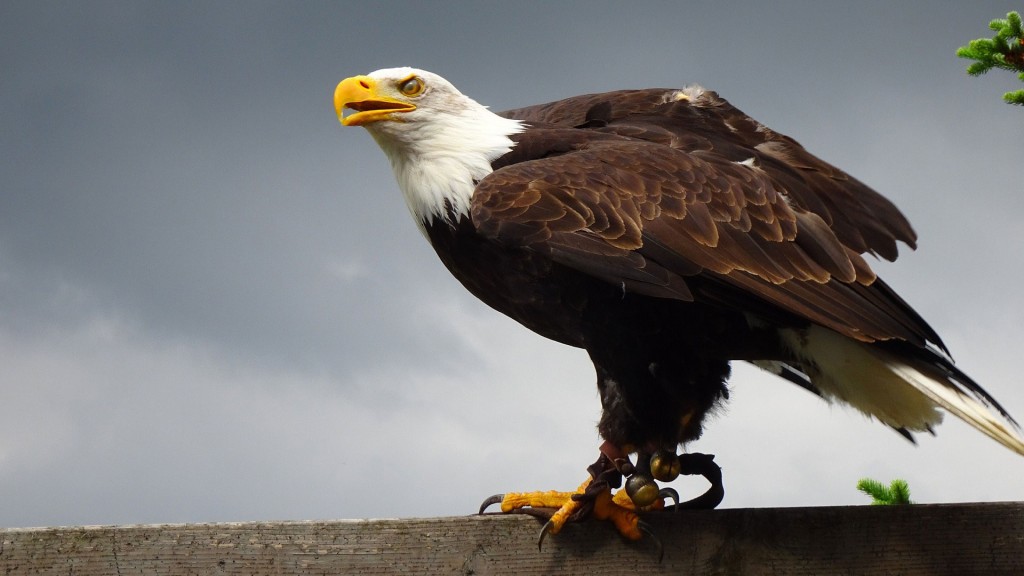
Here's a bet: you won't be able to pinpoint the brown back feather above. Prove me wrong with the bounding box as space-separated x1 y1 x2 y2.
480 88 942 350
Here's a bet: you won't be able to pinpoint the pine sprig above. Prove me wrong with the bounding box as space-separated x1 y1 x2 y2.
956 11 1024 105
857 478 913 505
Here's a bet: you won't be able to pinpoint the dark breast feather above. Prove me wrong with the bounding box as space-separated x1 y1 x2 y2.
476 89 944 351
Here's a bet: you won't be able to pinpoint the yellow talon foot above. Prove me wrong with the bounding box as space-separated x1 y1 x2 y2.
498 478 591 536
499 489 582 514
591 485 643 540
477 449 720 563
491 477 657 542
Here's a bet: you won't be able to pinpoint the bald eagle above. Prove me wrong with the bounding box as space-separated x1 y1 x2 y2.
334 67 1024 542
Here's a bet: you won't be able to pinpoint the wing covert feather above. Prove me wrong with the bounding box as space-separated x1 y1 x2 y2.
479 91 937 348
500 87 917 261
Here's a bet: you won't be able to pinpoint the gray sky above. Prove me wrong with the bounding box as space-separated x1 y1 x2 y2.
2 1 1023 529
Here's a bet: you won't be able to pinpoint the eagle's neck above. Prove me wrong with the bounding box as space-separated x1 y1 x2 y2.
368 106 524 233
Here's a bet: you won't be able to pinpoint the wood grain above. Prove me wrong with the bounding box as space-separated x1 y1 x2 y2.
3 503 1023 575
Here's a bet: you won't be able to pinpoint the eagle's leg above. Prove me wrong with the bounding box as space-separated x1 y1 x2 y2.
479 444 667 542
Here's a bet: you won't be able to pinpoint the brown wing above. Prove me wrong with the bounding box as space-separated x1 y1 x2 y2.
475 98 943 349
500 88 917 262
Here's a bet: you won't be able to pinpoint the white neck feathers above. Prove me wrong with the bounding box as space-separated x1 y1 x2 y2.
366 104 523 231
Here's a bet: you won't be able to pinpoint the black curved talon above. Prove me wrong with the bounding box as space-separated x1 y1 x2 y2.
478 494 504 515
638 520 665 563
537 519 555 552
513 506 558 520
658 487 680 510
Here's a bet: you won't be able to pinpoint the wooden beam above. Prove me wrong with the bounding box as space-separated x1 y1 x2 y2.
2 503 1023 575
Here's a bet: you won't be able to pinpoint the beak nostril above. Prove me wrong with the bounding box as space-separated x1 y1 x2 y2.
359 80 370 89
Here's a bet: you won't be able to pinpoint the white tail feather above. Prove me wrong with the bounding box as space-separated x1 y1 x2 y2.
885 360 1024 456
779 325 1024 456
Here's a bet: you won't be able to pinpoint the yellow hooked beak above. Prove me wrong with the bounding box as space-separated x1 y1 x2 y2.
334 75 416 126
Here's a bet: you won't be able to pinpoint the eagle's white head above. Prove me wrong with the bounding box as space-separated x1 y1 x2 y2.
334 67 524 230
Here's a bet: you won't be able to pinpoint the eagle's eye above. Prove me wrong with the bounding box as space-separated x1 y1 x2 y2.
398 76 425 97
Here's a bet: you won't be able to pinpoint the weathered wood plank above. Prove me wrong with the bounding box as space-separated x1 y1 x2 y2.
2 503 1023 575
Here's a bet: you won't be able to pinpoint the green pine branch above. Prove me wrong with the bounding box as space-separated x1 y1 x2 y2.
956 11 1024 105
857 478 913 505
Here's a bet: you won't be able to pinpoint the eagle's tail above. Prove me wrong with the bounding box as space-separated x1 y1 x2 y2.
883 356 1024 455
778 325 1024 456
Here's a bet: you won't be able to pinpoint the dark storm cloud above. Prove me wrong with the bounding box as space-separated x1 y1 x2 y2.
1 1 1022 528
